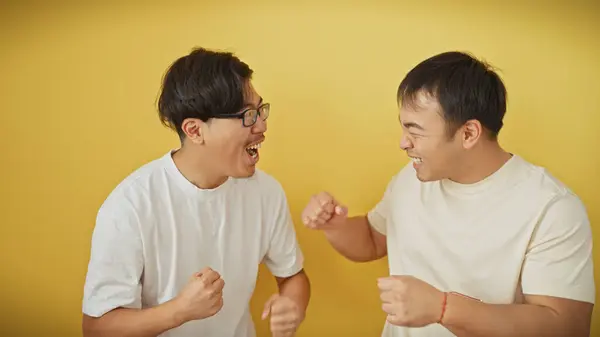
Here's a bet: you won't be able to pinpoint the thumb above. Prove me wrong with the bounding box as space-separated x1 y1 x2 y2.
262 294 279 320
334 204 348 216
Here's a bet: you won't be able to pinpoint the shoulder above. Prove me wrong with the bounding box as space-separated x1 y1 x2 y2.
97 153 171 221
510 155 578 198
513 156 591 237
536 190 590 239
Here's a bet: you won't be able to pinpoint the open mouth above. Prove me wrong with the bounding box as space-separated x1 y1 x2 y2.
245 142 262 159
411 157 423 164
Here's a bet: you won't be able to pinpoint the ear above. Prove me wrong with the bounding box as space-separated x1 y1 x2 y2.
461 119 482 149
181 118 204 144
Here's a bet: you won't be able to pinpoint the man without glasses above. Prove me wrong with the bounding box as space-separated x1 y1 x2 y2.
303 51 595 337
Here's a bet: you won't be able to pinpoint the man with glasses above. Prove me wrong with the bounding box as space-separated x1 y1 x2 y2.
82 47 310 337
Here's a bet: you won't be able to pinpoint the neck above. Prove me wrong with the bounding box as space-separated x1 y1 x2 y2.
172 145 228 189
450 140 512 184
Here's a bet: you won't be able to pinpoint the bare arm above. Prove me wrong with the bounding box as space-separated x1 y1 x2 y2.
83 207 180 337
261 269 311 335
83 268 224 337
275 269 311 316
82 301 181 337
323 215 387 263
442 293 592 337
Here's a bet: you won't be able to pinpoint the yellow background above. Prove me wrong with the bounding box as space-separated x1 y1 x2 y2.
1 1 599 336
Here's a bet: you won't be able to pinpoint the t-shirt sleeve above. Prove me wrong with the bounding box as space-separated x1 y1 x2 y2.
521 193 595 304
82 199 144 317
367 174 399 235
262 184 304 278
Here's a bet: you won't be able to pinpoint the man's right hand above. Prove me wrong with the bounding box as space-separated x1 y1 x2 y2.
301 192 348 230
173 267 225 324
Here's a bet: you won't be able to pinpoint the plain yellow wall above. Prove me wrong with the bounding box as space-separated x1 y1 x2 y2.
1 1 599 336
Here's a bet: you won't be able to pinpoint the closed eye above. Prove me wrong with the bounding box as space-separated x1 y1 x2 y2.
402 130 422 138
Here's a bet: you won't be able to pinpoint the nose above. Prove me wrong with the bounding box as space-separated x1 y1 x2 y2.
251 116 267 133
399 134 413 150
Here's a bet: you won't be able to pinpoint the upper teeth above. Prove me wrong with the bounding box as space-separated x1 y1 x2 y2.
412 157 422 163
247 143 262 150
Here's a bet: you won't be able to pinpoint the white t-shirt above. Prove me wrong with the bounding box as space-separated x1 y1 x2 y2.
368 154 595 337
82 151 304 337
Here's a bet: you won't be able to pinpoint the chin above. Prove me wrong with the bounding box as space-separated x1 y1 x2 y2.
415 170 440 183
243 167 256 177
416 174 431 182
230 166 256 179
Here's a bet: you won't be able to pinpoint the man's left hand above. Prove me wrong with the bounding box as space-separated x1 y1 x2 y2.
377 275 445 327
262 294 304 337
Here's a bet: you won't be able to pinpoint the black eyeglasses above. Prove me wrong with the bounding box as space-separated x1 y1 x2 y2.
212 103 270 127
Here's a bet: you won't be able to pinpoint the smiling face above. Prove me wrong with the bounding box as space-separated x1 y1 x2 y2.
398 91 465 182
182 81 268 179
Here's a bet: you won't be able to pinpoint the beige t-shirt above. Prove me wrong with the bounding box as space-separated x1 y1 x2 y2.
368 154 595 337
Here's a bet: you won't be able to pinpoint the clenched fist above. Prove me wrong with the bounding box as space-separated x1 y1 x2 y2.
377 275 445 328
173 267 225 324
301 192 348 230
262 294 304 337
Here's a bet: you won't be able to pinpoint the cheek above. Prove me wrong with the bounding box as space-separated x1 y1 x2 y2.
413 138 434 156
210 124 248 154
436 142 461 162
222 131 249 158
418 139 454 160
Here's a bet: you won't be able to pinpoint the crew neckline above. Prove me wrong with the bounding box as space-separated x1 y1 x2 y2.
162 150 232 200
440 154 522 197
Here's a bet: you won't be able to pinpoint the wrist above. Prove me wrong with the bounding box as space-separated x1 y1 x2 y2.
298 305 308 323
285 295 308 322
279 294 307 324
437 291 448 324
322 221 347 235
439 291 483 327
166 297 187 328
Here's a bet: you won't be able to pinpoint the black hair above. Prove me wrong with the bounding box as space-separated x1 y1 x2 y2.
157 47 253 140
397 51 507 138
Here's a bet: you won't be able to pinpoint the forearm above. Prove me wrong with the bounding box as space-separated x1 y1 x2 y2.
323 216 384 262
277 270 311 316
442 293 581 337
82 300 182 337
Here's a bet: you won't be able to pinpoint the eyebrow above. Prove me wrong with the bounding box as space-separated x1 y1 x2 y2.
398 117 425 131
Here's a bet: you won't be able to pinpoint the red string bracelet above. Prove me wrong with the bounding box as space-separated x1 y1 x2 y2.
438 292 448 324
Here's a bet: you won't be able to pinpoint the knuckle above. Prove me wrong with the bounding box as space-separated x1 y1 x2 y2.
319 191 331 201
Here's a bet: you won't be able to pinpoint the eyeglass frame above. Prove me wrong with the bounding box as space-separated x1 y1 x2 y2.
210 102 270 127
